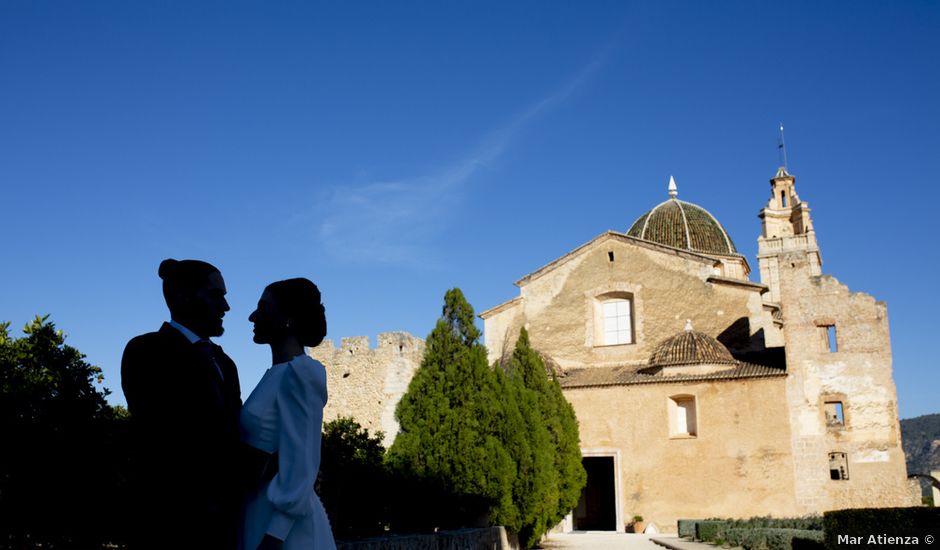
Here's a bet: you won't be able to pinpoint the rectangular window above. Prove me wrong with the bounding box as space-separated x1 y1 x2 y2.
602 299 632 345
829 452 849 480
669 396 697 437
824 401 845 426
818 324 838 352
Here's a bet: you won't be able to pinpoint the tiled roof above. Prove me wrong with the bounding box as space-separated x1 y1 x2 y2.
649 330 738 367
558 362 786 389
627 198 738 255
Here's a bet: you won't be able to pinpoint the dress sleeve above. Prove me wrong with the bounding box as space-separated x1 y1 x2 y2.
265 358 325 540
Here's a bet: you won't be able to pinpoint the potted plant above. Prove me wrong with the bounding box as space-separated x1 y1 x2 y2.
632 515 645 533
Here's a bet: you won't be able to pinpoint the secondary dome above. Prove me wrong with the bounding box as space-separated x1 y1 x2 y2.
627 176 738 255
647 321 737 368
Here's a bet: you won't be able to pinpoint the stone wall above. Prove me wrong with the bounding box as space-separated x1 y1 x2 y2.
483 232 781 370
777 259 917 511
310 332 425 448
564 376 799 533
337 527 519 550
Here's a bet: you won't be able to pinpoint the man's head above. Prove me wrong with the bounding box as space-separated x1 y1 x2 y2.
158 259 229 338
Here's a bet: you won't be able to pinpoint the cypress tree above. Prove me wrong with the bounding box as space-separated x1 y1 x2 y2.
506 328 587 535
387 288 515 530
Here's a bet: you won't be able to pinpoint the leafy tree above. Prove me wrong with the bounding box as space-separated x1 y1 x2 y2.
319 417 387 539
505 328 586 536
387 289 516 531
0 315 129 548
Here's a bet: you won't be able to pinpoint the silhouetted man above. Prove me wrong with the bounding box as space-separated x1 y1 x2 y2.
122 259 242 549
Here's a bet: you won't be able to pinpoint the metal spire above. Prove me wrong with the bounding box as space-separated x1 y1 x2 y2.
778 123 788 171
668 175 678 199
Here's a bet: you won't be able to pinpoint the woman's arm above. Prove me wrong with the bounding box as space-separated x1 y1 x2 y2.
263 360 325 542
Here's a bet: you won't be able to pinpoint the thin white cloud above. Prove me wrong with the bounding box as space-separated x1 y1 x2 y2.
314 50 609 267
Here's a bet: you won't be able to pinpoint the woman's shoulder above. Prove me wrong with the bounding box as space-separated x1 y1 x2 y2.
284 354 327 393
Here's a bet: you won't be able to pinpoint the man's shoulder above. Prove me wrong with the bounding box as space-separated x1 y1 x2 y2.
123 324 186 356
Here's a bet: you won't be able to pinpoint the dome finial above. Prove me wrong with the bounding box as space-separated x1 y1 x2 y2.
668 175 678 199
684 319 693 332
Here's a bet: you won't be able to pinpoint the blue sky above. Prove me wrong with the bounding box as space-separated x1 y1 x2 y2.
2 1 937 418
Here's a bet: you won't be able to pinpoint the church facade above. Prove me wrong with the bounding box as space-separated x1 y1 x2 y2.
479 168 917 532
316 166 918 533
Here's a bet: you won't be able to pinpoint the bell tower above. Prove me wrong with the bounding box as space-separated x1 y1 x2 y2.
756 167 822 303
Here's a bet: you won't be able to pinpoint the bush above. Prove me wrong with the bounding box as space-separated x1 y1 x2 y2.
725 527 824 550
319 417 388 539
696 520 728 542
792 536 826 550
678 519 703 538
823 507 940 549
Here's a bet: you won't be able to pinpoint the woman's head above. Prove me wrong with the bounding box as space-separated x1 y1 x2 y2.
249 278 326 347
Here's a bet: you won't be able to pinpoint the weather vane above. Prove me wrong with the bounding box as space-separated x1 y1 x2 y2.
778 123 788 170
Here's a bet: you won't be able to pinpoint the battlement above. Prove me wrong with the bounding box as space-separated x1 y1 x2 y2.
318 331 425 356
312 332 426 447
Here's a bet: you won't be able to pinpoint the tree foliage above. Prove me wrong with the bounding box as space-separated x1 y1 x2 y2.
387 288 516 531
504 327 586 546
319 417 388 539
385 291 586 548
0 315 129 548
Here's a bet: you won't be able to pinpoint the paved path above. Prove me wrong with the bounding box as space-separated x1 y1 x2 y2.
540 532 684 549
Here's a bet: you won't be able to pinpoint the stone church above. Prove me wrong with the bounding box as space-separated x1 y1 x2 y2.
313 166 918 533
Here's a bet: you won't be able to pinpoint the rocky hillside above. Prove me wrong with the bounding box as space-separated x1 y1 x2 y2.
901 413 940 496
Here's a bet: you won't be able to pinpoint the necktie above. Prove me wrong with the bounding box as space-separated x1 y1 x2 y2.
194 340 225 382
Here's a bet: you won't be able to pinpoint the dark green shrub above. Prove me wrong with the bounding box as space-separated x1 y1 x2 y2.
319 417 388 539
696 520 728 542
823 507 940 549
678 519 702 538
725 528 824 550
792 535 826 550
724 516 822 531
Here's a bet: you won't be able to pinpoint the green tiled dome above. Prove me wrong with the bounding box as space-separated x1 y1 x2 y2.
627 184 737 255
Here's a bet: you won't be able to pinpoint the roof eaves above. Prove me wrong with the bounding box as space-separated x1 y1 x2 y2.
515 231 720 287
479 296 523 319
706 275 770 294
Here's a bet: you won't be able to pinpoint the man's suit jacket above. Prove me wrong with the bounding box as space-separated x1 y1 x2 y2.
121 323 241 548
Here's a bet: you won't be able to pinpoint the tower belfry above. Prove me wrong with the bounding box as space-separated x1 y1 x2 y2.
757 165 822 303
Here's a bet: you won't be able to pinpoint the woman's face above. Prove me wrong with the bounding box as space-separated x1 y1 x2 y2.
248 289 286 344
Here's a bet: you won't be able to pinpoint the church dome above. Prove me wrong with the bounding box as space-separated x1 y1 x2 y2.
627 176 738 255
648 321 737 368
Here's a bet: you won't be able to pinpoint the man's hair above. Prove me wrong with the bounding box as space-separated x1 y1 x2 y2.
266 278 327 347
158 259 220 302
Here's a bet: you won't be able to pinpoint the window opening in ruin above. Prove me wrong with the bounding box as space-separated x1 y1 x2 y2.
829 452 849 480
824 401 845 426
827 325 838 352
602 299 632 345
608 251 614 262
669 395 697 437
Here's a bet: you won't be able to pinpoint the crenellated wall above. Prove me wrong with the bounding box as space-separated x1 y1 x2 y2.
309 332 425 448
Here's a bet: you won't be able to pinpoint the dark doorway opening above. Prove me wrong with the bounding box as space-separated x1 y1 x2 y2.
573 456 616 531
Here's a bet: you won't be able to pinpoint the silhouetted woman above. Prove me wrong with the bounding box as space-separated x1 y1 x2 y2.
240 278 336 550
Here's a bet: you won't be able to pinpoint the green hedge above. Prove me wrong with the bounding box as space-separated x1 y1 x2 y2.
724 528 824 550
792 536 826 550
677 519 702 538
695 520 729 542
823 507 940 549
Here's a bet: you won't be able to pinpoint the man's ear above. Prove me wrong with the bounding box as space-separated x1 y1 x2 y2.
165 286 190 315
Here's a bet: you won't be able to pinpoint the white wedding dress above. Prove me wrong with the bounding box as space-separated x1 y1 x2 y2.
239 354 336 550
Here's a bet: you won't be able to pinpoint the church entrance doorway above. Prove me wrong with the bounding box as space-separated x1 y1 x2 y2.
573 456 616 531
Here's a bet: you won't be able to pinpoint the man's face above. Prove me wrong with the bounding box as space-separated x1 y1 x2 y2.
176 271 230 338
